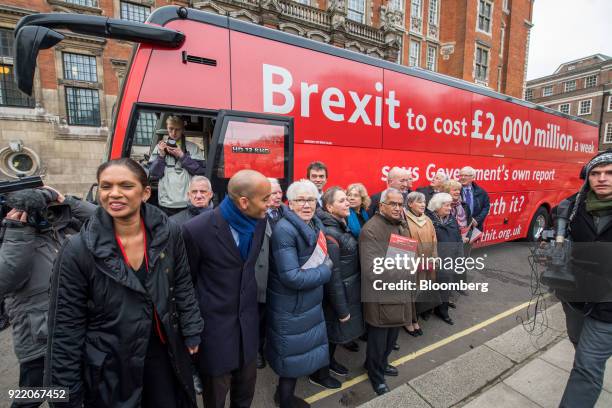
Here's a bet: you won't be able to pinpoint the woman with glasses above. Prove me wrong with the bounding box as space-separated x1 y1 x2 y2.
403 191 438 336
346 183 371 239
266 180 333 408
426 192 464 325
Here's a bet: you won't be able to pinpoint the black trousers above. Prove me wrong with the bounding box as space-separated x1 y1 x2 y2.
142 330 180 408
258 302 266 355
201 360 257 408
313 343 337 380
365 325 399 386
277 377 297 408
11 357 44 408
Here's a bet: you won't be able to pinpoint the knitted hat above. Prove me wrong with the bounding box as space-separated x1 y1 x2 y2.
569 150 612 222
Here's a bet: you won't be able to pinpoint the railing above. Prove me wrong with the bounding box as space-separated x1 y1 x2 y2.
279 0 330 26
346 19 384 43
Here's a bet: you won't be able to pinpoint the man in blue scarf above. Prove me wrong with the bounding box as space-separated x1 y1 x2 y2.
182 170 271 408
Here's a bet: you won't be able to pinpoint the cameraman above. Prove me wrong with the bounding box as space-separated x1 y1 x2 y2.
556 151 612 408
0 187 95 408
149 115 206 216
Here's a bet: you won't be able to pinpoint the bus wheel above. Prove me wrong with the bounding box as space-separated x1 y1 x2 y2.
527 206 550 242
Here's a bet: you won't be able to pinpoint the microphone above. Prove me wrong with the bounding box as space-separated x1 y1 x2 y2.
555 199 571 244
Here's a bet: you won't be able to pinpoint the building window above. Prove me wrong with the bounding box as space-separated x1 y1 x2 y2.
606 123 612 144
409 40 420 67
578 99 592 116
411 0 422 17
428 0 439 25
65 87 100 126
475 45 489 82
1 64 35 108
477 0 493 34
0 29 35 108
347 0 366 23
63 53 98 82
542 85 553 97
503 0 510 12
389 0 404 12
585 75 597 88
294 0 310 4
564 80 576 92
608 96 612 112
65 0 97 7
120 1 151 23
133 111 158 145
525 88 533 101
426 45 436 71
559 103 570 114
567 65 575 71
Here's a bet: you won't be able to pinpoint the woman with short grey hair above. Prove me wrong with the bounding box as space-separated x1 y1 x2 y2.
267 179 333 405
426 193 463 326
405 192 438 335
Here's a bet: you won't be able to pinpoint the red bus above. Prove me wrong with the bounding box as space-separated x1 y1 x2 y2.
13 6 598 244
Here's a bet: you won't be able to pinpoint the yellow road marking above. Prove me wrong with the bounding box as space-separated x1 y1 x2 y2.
304 299 535 404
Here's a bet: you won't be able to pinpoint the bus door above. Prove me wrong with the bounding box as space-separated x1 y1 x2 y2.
206 110 294 203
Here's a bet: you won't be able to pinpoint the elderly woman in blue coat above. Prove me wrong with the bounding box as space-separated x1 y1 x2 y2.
266 180 333 408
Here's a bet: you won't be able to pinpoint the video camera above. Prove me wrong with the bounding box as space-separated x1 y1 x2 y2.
0 176 71 231
532 200 576 291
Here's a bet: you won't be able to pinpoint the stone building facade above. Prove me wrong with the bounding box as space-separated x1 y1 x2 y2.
525 54 612 152
0 0 533 195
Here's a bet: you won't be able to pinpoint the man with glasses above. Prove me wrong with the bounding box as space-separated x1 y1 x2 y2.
360 188 414 396
368 167 413 218
254 178 284 369
458 166 490 231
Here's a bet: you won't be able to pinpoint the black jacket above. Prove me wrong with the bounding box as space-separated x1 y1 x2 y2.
169 205 212 226
417 186 438 206
45 204 203 408
318 211 365 344
560 194 612 322
182 207 266 376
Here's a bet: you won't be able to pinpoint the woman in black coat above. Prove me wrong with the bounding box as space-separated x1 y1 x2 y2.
427 192 464 326
311 187 365 387
44 158 204 408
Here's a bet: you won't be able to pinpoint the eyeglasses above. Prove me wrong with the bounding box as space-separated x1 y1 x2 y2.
292 198 317 207
382 201 404 208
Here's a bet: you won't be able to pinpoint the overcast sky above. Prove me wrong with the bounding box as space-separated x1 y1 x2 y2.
526 0 612 80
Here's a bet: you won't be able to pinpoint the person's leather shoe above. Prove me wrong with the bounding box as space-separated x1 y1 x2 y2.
342 340 360 352
330 360 349 376
373 382 390 396
434 310 454 325
392 342 400 351
404 326 418 337
415 327 423 336
384 364 399 376
256 352 266 369
309 374 341 389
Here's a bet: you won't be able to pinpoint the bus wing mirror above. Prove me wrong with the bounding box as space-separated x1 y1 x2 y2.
14 26 64 96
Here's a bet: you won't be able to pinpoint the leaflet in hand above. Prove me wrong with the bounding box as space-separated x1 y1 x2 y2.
302 231 328 270
385 234 418 274
461 226 483 243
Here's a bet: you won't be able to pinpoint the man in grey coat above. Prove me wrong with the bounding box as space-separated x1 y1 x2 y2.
254 178 284 369
0 187 95 408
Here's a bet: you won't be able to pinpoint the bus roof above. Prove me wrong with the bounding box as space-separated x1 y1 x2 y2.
148 6 597 128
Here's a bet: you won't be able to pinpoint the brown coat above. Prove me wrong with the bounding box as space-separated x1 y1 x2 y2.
359 213 416 328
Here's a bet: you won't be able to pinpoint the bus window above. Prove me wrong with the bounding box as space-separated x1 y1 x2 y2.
206 111 293 200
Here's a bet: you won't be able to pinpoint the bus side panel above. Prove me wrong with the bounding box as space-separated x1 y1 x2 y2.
567 119 598 163
381 69 471 155
110 46 153 159
228 31 384 149
294 144 582 244
138 20 231 110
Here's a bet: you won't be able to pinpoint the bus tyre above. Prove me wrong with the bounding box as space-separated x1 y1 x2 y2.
527 207 550 242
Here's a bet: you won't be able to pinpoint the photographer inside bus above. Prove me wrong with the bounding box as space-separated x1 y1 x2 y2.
556 151 612 408
149 115 206 216
0 187 95 408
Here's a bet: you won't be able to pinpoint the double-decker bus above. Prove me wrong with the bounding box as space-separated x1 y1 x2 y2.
13 6 598 244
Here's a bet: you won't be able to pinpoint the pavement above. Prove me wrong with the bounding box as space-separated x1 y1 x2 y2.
358 302 612 408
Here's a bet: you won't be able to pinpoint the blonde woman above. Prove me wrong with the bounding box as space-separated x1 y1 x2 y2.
346 183 371 239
